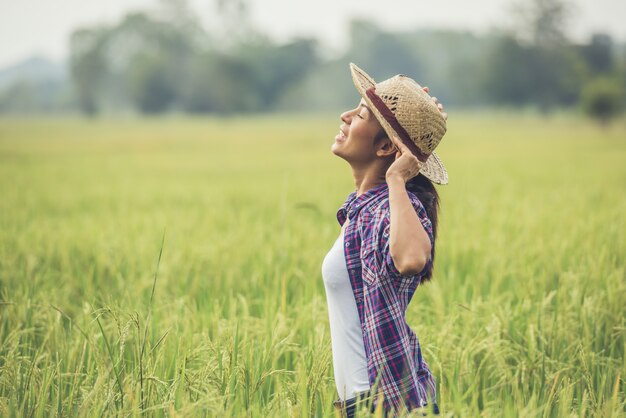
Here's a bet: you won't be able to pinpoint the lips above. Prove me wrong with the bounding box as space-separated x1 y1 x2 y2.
335 127 347 142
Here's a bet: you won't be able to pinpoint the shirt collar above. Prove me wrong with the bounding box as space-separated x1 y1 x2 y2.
336 182 389 226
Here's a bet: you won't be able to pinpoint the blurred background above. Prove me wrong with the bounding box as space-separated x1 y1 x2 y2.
0 0 625 123
1 2 625 416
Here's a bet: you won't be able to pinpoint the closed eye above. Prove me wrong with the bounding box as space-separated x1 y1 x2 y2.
357 103 370 119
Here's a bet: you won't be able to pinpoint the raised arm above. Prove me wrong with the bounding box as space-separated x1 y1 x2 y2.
385 158 432 276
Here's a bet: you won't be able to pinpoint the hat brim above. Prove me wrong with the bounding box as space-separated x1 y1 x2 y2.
349 62 448 185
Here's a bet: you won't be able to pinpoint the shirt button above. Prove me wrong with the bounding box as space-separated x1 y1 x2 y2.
345 242 350 247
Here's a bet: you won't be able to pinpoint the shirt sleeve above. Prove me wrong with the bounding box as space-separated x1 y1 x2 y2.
377 192 434 278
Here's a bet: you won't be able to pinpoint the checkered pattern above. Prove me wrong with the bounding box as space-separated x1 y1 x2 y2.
336 183 437 415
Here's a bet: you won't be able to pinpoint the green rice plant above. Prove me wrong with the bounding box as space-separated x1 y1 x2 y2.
0 113 624 417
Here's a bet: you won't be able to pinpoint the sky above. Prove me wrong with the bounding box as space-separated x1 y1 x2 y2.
0 0 625 68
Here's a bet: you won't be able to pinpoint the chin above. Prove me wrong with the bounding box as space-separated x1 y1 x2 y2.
331 143 347 160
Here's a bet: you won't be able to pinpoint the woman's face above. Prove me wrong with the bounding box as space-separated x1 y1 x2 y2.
332 98 385 165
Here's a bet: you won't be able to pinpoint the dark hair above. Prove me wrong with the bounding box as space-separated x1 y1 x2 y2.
406 173 440 283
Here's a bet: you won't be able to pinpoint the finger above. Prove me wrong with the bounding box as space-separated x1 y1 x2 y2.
423 86 429 93
431 96 438 104
442 111 448 121
388 133 403 151
392 135 412 155
437 103 443 111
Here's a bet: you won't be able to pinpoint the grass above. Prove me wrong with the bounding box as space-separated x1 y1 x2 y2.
0 113 624 417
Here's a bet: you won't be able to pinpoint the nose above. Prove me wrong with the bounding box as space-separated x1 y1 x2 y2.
340 109 352 124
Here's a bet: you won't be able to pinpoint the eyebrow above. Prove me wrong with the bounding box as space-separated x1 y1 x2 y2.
358 103 371 114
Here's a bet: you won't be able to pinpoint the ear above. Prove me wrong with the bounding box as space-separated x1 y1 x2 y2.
375 136 397 158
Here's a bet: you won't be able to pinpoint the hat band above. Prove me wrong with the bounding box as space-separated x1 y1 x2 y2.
366 87 430 163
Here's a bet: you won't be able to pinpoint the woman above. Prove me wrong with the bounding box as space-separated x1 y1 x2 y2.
321 63 448 417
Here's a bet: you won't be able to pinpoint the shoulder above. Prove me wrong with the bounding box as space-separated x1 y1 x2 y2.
359 189 428 222
357 193 389 229
359 189 433 244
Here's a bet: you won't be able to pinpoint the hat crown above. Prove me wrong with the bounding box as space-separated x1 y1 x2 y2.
374 75 446 155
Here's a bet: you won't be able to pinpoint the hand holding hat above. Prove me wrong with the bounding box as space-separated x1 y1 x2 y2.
386 134 424 184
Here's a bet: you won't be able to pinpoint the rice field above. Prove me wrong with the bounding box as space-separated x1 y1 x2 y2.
0 113 624 417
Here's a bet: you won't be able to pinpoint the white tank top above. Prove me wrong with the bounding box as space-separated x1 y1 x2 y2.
322 221 370 400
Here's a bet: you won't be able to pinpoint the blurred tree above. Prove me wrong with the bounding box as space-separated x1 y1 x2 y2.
346 20 420 80
69 27 109 115
58 0 612 115
128 53 177 114
181 52 217 113
156 0 205 34
485 0 585 111
69 9 202 115
184 52 259 114
436 31 495 107
274 59 356 112
484 35 585 110
181 38 318 114
212 0 257 47
483 36 533 106
68 0 322 115
511 0 573 47
581 33 614 75
111 12 199 113
531 45 584 109
581 77 624 126
237 38 319 108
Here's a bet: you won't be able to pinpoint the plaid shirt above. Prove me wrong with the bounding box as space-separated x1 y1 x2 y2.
336 182 437 415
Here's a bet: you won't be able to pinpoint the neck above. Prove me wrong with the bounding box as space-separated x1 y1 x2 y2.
351 162 389 196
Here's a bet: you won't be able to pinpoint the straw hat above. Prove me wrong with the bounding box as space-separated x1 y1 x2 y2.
349 62 448 185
